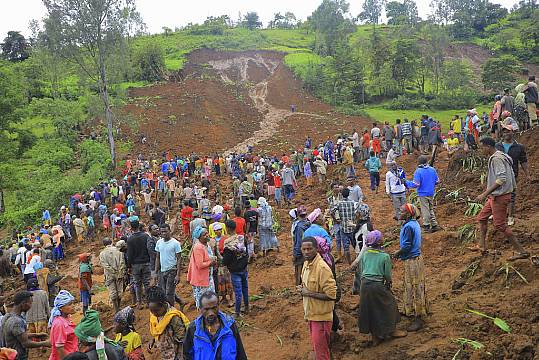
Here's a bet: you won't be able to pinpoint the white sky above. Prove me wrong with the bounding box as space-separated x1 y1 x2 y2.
0 0 520 38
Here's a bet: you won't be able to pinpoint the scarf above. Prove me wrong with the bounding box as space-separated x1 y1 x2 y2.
113 306 135 330
75 310 112 360
314 236 333 268
149 307 190 341
48 290 75 327
365 230 383 248
80 262 93 274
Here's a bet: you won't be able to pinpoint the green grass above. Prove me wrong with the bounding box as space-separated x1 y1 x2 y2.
13 116 55 138
117 81 148 90
284 51 325 78
363 103 491 129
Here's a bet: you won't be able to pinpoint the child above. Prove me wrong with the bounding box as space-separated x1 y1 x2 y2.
114 306 145 360
303 159 313 186
364 151 382 193
78 253 93 314
180 200 194 238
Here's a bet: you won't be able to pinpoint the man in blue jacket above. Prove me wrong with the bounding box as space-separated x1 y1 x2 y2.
406 156 441 233
183 290 247 360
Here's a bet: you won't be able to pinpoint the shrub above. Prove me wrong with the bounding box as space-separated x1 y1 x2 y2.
79 139 112 173
24 139 74 171
133 43 166 81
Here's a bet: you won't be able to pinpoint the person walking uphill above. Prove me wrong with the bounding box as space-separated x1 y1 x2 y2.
183 290 247 360
127 220 152 309
298 237 337 360
394 204 428 332
187 227 216 309
153 223 183 307
99 238 126 314
406 156 441 233
364 151 382 193
475 137 529 261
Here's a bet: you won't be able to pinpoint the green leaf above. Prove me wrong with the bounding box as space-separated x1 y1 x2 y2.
493 318 511 333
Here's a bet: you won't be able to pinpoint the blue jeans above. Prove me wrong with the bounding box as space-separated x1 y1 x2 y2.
338 229 354 254
333 224 342 252
369 172 380 190
231 271 249 315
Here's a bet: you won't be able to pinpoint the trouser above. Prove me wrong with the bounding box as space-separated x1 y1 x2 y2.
333 224 343 252
419 196 438 227
369 172 380 190
159 268 177 305
362 148 369 160
132 263 151 304
527 103 537 123
391 192 407 220
345 166 356 179
231 271 249 315
510 189 516 215
477 193 511 235
105 276 124 303
338 229 354 255
403 135 412 154
317 173 325 183
28 321 47 334
353 147 360 162
308 321 332 360
385 140 392 151
283 184 295 201
294 256 304 286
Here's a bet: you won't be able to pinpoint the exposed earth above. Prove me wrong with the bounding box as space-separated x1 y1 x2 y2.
13 50 539 359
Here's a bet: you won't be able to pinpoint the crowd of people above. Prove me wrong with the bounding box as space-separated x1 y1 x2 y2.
0 89 535 359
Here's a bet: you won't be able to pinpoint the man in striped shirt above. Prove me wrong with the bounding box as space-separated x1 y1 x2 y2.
401 118 413 155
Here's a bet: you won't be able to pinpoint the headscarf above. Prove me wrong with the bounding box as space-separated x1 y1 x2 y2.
26 278 39 291
192 226 207 240
257 197 268 207
402 203 419 219
75 310 104 343
365 230 383 248
288 208 297 220
48 290 75 327
357 203 371 221
113 306 135 331
307 208 322 223
212 213 222 222
314 236 333 268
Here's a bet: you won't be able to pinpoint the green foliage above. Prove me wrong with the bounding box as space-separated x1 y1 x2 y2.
24 139 74 171
268 12 298 29
1 31 30 62
386 0 419 25
0 60 26 130
309 0 355 56
391 38 420 91
359 0 386 25
241 12 263 30
79 140 112 173
133 42 166 81
187 16 231 35
481 55 521 92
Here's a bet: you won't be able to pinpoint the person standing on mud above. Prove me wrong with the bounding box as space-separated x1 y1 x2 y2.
281 163 297 205
406 156 441 233
496 121 529 226
474 137 529 260
394 204 428 332
298 237 337 360
126 220 152 309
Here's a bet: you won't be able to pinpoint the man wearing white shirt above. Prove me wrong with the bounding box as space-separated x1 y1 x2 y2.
385 162 407 221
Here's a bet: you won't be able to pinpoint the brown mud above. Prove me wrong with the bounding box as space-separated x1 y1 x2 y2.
17 50 539 359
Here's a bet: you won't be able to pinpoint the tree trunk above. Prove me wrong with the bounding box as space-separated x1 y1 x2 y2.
98 46 116 169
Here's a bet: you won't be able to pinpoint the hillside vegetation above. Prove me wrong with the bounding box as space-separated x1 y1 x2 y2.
0 0 537 230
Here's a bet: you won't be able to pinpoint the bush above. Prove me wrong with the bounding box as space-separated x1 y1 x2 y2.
133 43 166 81
386 95 429 110
79 139 112 173
24 139 75 171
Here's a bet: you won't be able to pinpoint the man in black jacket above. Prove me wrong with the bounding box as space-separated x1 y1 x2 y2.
524 75 538 125
126 220 151 309
222 220 249 317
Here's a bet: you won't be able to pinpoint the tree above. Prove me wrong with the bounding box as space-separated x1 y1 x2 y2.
429 0 452 25
481 55 521 92
359 0 386 27
386 0 420 25
43 0 144 169
421 25 448 94
308 0 355 56
133 43 165 81
1 31 30 62
242 12 262 30
0 60 25 130
268 12 298 29
391 38 419 92
366 30 392 95
162 26 172 36
442 59 474 93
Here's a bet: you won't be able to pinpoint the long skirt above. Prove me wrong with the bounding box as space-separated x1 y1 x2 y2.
403 256 429 317
217 266 233 297
259 227 279 251
358 279 400 339
192 277 215 309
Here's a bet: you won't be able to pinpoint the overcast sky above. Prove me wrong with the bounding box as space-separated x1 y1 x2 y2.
0 0 520 38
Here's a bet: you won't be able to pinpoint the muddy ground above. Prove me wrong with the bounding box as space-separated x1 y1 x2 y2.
14 50 539 359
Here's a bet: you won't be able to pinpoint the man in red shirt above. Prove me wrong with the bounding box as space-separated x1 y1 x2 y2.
180 200 194 238
233 207 246 236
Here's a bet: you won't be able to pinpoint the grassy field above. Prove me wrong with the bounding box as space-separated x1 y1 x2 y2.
363 103 491 130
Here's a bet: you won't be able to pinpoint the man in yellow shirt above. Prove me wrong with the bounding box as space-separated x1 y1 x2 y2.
298 237 337 360
446 131 460 156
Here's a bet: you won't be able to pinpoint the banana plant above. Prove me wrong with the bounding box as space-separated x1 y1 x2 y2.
465 202 483 216
465 309 511 333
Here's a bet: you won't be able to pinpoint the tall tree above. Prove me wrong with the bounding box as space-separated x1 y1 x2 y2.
1 31 30 62
386 0 420 25
391 38 419 92
421 25 448 94
242 12 262 30
308 0 355 56
42 0 144 168
481 55 521 92
359 0 387 27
